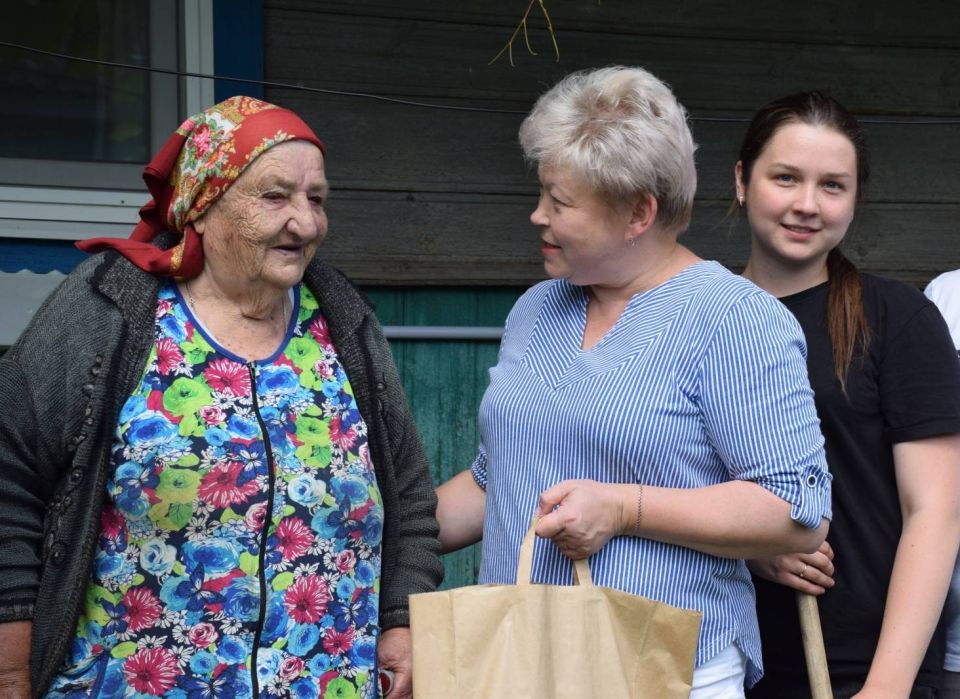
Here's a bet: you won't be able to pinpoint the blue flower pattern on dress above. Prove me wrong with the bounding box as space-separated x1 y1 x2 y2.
47 283 383 699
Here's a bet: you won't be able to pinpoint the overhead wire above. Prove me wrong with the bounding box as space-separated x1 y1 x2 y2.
2 40 959 125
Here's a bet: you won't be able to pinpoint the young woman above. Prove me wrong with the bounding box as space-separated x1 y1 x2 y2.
736 91 960 698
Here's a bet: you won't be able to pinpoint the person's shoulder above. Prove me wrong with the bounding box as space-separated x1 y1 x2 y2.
496 279 569 345
50 252 110 293
681 261 779 315
669 263 803 351
924 270 960 343
686 261 762 298
304 258 374 314
858 273 953 351
519 278 562 301
925 269 960 299
305 257 353 290
29 251 123 315
5 251 136 362
508 278 567 315
860 272 930 313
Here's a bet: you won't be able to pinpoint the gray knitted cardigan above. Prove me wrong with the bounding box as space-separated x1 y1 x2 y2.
0 251 443 695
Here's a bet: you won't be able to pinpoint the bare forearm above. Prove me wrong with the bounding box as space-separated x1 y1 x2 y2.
536 478 825 562
435 469 485 553
859 434 960 696
0 620 32 698
862 513 960 695
636 480 827 558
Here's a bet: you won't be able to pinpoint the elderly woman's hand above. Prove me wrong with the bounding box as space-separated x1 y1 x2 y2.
377 626 413 698
535 480 635 560
746 540 836 595
0 669 30 699
0 620 32 698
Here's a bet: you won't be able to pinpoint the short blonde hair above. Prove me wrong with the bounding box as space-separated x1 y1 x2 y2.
519 66 697 233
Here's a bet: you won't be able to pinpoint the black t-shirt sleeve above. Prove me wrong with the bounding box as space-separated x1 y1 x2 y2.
881 300 960 443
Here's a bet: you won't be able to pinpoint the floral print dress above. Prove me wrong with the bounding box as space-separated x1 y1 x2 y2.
47 282 384 699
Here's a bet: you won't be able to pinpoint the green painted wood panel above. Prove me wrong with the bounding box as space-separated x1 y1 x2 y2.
363 286 523 588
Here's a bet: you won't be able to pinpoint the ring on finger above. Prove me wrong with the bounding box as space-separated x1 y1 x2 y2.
799 564 808 579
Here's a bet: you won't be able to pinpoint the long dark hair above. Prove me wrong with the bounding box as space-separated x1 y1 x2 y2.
738 91 871 392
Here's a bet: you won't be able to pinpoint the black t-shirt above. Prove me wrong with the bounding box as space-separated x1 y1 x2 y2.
749 274 960 697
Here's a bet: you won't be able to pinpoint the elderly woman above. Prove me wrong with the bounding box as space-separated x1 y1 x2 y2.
436 67 832 696
0 96 442 698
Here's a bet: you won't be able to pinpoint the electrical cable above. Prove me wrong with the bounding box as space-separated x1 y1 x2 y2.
3 40 959 124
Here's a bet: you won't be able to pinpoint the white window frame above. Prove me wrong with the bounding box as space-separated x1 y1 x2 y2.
0 1 215 345
0 0 215 244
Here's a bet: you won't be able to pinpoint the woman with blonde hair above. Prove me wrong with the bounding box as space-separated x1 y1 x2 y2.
437 66 833 696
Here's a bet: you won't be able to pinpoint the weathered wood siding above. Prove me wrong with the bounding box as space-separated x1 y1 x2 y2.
264 0 960 286
263 1 960 588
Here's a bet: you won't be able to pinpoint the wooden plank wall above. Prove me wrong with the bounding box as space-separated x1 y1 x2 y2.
263 0 960 588
263 0 960 287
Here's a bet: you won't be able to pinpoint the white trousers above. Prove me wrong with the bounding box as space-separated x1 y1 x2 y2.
689 644 747 699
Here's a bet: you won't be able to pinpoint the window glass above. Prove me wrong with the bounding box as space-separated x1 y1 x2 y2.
0 1 151 163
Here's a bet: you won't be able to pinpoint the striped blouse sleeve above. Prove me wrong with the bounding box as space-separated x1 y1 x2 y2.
470 443 489 491
697 292 832 527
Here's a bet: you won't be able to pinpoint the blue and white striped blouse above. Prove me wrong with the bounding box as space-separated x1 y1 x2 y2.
471 261 831 687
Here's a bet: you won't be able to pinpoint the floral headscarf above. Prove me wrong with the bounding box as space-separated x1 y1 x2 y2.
76 96 325 278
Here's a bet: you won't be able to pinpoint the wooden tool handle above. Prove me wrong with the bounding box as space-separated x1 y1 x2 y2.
796 591 832 699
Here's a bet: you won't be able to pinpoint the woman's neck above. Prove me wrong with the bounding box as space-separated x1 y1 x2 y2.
179 272 292 361
588 241 700 315
188 271 288 323
742 254 829 299
581 240 700 351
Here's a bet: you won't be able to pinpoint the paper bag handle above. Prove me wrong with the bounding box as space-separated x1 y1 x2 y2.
517 516 593 587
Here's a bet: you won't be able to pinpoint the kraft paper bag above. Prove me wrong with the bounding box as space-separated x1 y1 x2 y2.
410 518 702 698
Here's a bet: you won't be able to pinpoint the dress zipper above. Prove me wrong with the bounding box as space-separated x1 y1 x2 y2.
247 361 277 697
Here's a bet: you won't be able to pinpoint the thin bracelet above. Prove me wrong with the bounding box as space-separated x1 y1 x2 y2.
633 483 644 535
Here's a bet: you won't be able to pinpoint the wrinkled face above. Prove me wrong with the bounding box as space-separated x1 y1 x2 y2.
737 122 857 272
194 140 328 289
530 164 633 286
